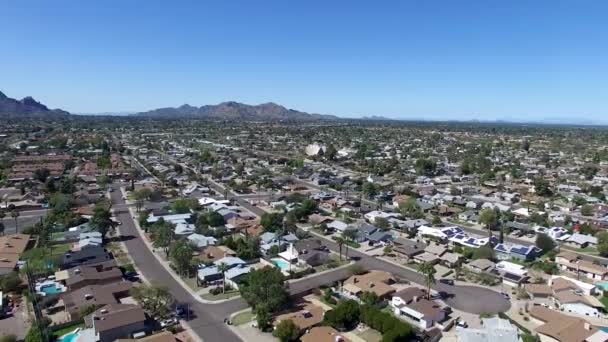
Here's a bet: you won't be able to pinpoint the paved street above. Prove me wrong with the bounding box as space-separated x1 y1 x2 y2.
1 208 48 234
110 184 247 342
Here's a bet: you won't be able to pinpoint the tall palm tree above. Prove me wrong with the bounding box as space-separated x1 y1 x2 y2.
342 229 357 260
479 208 498 246
217 262 229 294
10 210 20 234
417 262 436 300
335 237 345 261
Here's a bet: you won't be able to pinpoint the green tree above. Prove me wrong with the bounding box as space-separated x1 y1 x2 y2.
0 272 22 292
133 188 152 212
170 240 195 276
273 319 300 342
431 215 442 225
261 213 284 232
415 158 437 176
255 304 271 331
375 217 389 230
598 232 608 257
323 299 360 330
417 262 436 299
581 204 594 217
362 182 377 199
535 233 556 253
130 284 175 319
473 245 495 260
90 202 113 239
360 291 380 306
152 219 174 256
240 267 289 313
207 211 225 227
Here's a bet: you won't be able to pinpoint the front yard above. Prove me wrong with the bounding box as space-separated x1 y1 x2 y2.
201 289 240 301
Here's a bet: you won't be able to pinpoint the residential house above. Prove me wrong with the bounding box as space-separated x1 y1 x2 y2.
83 304 147 342
457 317 521 342
56 260 123 290
197 256 251 289
187 234 217 248
79 232 103 249
273 303 325 333
496 261 528 287
294 239 330 267
494 243 541 262
61 281 133 320
342 270 396 300
194 245 236 264
0 234 32 275
555 252 608 281
62 246 112 269
392 238 426 260
562 233 598 248
529 306 597 342
466 259 496 273
300 327 348 342
391 287 446 330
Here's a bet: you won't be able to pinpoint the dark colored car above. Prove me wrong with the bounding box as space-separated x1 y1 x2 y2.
439 278 454 286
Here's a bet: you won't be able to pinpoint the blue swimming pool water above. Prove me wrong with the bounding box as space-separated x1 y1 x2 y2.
272 259 290 270
59 333 79 342
40 284 62 295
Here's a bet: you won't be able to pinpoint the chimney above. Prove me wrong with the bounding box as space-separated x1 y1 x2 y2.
584 322 591 330
353 278 358 283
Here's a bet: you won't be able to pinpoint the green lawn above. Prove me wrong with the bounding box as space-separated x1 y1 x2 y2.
232 310 255 326
600 296 608 310
200 289 240 301
52 322 84 338
572 246 599 255
21 242 73 273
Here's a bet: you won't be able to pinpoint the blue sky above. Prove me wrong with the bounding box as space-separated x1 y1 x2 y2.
1 1 607 122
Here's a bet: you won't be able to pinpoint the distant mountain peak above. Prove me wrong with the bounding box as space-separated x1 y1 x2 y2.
0 90 69 118
136 101 339 121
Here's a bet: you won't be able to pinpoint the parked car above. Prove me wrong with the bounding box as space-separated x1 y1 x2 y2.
439 278 454 286
456 320 468 328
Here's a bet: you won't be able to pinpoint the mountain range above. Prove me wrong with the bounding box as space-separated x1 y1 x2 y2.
0 90 69 118
134 101 339 121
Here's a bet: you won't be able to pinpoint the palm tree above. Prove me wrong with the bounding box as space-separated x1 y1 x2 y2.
10 210 20 234
336 237 345 261
217 262 229 294
418 262 436 300
342 229 357 260
479 208 498 246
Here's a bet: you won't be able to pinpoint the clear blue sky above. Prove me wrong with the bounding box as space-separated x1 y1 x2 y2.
1 1 607 123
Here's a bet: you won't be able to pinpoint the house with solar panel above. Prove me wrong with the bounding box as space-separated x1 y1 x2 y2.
494 243 542 262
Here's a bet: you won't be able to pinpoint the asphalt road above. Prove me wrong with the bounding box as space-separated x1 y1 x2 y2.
1 209 48 234
109 184 247 342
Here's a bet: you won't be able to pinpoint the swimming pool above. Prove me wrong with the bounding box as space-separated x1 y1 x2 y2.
58 332 79 342
272 259 291 270
40 283 63 295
